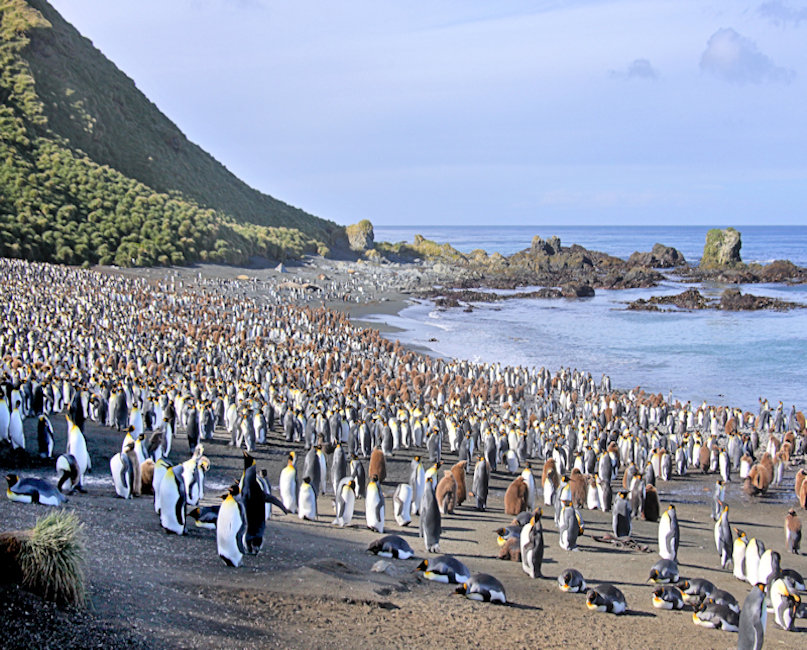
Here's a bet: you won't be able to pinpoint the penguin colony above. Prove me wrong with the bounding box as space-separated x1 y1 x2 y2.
0 258 806 644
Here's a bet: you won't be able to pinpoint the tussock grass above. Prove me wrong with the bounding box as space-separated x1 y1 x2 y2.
17 510 87 607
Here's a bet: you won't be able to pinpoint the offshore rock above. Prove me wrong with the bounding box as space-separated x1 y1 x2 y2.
561 282 595 298
627 288 709 311
627 243 687 268
700 228 742 269
718 288 801 311
627 287 803 312
758 259 807 283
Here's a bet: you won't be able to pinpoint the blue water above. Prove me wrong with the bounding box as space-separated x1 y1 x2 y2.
368 226 807 412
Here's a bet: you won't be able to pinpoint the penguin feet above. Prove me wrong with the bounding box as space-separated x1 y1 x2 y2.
76 486 87 493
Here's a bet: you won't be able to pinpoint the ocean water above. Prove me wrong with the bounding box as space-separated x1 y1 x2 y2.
368 226 807 412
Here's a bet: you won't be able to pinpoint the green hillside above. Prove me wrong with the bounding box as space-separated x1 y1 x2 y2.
0 0 345 266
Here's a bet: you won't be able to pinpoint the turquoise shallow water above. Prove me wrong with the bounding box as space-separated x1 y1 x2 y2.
368 226 807 412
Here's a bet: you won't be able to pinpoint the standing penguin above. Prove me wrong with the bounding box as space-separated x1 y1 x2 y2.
303 446 322 496
612 491 632 538
658 504 680 561
409 456 425 515
393 483 413 526
332 477 356 527
471 456 490 511
738 583 767 650
420 476 442 553
365 475 385 533
298 476 317 521
279 452 298 514
240 452 285 554
350 455 366 499
520 508 544 578
504 475 529 516
37 415 55 458
597 475 612 512
66 416 89 492
711 479 725 521
368 447 387 484
745 537 765 586
331 444 347 497
714 503 733 569
9 401 24 450
110 444 135 499
158 464 187 535
785 508 801 554
217 484 247 567
733 528 748 581
558 501 582 550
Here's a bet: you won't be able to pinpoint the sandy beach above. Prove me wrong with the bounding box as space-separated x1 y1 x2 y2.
0 257 805 650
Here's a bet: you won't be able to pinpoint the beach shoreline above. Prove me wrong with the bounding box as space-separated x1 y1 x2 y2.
0 255 804 649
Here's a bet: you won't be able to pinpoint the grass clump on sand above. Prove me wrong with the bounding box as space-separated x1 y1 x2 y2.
0 510 87 607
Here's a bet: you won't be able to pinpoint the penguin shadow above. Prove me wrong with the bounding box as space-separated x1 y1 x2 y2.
732 520 780 530
621 609 656 618
441 524 474 533
505 601 542 612
677 562 724 575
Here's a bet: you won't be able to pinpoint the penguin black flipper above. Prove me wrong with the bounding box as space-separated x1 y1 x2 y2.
265 493 289 514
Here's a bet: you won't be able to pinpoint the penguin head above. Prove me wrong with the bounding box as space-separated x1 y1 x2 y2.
242 451 256 469
5 474 19 488
454 583 468 596
415 559 428 572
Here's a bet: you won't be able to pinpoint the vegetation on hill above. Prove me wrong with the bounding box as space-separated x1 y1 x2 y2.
0 0 343 267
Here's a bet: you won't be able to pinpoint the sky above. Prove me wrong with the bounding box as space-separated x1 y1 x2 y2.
47 1 807 227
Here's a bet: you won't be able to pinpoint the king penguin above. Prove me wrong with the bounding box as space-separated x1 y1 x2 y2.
733 528 748 581
9 401 24 450
37 415 54 458
520 508 544 578
279 452 298 514
420 475 442 553
110 443 135 499
738 583 767 650
217 484 247 567
612 491 631 537
658 504 679 561
365 475 385 533
393 482 413 527
6 474 67 506
332 477 356 527
714 503 733 569
471 455 489 511
409 456 425 515
66 415 90 492
298 476 317 521
55 453 80 494
158 464 187 535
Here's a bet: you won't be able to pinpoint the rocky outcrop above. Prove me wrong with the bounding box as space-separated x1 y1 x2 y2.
627 288 710 311
345 220 375 252
700 228 742 269
627 243 686 268
718 288 800 311
757 259 807 283
627 287 802 312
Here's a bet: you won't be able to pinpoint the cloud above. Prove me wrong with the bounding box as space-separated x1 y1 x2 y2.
758 1 807 26
609 58 659 80
699 28 795 84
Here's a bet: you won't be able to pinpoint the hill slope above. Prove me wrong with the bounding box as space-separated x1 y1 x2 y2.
0 0 344 266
